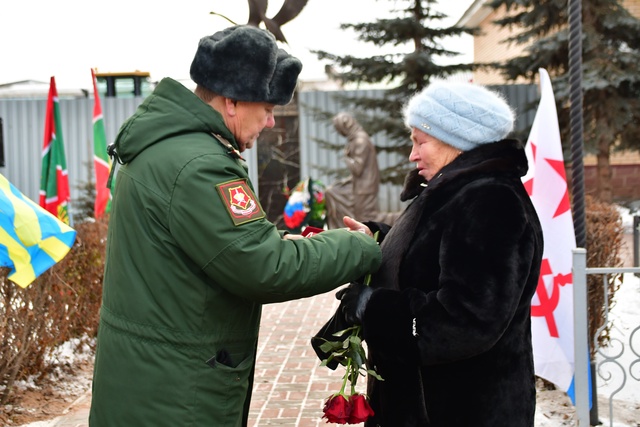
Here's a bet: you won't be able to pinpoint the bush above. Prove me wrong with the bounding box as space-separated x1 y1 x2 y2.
0 216 107 405
584 195 624 357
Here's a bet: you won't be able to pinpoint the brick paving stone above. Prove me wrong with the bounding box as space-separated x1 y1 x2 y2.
52 290 365 426
49 212 640 427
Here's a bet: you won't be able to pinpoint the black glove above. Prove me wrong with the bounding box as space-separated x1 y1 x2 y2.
336 282 374 325
310 309 350 370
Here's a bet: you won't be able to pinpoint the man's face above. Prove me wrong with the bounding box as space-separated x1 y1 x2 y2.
232 101 276 152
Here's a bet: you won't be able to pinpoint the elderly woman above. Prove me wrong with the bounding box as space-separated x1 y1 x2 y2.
331 82 544 427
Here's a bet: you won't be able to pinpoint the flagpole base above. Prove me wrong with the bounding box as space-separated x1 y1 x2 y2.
589 360 601 426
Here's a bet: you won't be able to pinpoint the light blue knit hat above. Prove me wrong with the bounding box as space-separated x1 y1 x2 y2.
403 82 515 151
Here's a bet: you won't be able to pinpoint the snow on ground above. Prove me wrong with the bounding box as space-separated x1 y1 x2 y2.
15 208 640 427
591 268 640 427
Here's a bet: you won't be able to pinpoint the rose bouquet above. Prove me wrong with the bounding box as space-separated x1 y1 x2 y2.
318 323 380 424
314 251 382 425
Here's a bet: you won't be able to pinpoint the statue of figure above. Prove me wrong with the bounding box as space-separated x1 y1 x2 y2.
325 112 381 229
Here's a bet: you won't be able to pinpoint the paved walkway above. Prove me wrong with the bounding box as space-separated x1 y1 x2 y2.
49 232 638 426
52 291 359 427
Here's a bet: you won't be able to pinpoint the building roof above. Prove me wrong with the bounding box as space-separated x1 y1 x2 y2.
0 80 87 99
457 0 492 27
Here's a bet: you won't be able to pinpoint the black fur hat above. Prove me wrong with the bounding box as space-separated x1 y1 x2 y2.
190 25 302 105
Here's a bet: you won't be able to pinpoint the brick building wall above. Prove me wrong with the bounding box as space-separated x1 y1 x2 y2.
460 0 640 202
624 0 640 16
467 0 640 85
581 165 640 202
473 6 532 84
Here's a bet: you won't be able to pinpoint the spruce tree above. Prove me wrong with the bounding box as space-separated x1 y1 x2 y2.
486 0 640 202
313 0 475 184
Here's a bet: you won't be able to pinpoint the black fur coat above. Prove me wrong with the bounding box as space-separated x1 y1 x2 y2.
361 139 543 427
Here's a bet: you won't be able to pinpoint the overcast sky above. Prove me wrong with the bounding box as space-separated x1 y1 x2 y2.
0 0 474 90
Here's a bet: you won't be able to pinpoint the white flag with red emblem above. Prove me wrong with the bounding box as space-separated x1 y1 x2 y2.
522 68 577 398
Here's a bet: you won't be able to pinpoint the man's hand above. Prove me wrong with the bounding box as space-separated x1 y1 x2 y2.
343 216 372 237
283 233 304 240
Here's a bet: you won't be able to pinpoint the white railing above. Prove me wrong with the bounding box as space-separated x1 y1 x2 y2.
572 248 640 426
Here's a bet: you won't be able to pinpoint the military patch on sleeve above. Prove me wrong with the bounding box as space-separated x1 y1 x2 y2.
216 179 266 225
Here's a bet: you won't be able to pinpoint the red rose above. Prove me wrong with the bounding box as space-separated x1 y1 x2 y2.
348 394 375 424
322 394 351 424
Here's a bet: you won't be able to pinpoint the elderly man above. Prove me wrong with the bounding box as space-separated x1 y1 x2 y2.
89 25 381 427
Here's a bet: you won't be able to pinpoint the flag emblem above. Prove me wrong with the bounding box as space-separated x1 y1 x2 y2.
216 180 265 225
531 259 572 337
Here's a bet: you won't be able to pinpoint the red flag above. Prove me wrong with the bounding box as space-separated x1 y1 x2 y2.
40 76 71 224
523 68 577 398
91 69 112 219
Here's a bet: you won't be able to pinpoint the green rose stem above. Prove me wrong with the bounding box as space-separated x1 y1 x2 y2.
349 326 361 395
346 230 377 395
320 230 382 420
340 357 351 396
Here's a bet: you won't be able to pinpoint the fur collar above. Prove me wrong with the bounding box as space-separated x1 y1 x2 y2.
400 139 527 201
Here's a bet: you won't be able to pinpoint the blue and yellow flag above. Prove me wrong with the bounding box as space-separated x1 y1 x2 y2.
0 174 76 288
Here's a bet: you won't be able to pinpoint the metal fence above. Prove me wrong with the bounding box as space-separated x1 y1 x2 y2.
572 249 640 426
0 96 258 213
1 85 537 216
298 84 539 213
298 89 410 213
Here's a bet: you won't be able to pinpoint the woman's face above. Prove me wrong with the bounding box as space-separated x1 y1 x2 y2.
408 128 461 180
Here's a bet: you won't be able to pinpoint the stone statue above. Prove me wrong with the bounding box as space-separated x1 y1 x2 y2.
247 0 309 43
325 112 382 229
211 0 309 44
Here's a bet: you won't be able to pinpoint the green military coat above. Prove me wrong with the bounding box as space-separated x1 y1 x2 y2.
89 78 381 426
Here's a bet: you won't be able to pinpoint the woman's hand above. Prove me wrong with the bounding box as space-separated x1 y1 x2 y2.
343 216 372 237
336 282 374 325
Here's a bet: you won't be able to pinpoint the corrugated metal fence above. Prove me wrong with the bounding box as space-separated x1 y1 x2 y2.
0 84 537 215
298 89 410 213
299 84 539 212
0 97 141 204
0 96 258 209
